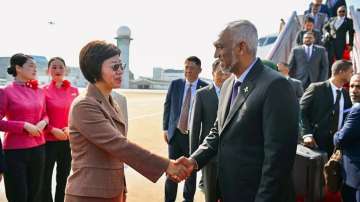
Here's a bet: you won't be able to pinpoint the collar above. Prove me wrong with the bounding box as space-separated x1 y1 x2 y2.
185 78 199 87
86 83 108 103
329 80 343 91
337 16 345 21
235 58 258 83
212 82 221 91
303 44 313 49
13 80 38 89
51 80 71 89
13 80 26 86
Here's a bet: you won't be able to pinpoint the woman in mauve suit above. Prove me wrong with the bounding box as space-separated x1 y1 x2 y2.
64 40 188 202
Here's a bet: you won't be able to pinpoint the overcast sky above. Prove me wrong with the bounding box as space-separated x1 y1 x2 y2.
0 0 309 79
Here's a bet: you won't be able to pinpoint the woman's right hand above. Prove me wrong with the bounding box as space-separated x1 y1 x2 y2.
24 122 41 137
51 128 68 140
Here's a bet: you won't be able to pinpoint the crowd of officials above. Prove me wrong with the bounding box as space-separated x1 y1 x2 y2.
162 0 360 202
0 0 359 202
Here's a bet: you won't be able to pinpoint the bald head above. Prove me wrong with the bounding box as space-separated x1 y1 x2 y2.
350 74 360 103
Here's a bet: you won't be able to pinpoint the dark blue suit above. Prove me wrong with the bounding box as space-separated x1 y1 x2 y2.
163 79 208 142
334 104 360 202
163 78 207 202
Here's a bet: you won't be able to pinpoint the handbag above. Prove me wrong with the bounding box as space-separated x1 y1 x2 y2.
323 148 342 192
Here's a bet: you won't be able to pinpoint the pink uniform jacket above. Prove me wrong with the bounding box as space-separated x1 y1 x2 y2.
0 81 48 150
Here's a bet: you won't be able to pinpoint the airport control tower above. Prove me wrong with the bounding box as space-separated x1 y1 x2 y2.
115 26 132 89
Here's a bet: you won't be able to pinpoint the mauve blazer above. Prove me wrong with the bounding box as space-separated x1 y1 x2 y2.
65 84 169 198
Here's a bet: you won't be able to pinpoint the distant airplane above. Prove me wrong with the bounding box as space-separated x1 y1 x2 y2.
48 21 55 25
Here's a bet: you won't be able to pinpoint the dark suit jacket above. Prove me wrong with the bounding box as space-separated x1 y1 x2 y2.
323 17 354 47
189 84 219 202
163 79 208 142
287 77 304 100
296 30 322 46
288 45 329 88
334 104 360 189
66 84 169 198
191 59 299 202
190 84 218 155
300 81 352 156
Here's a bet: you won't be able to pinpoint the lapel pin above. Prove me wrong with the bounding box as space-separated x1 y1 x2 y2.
244 86 249 93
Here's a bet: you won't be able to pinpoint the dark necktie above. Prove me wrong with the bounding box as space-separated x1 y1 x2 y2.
178 84 192 134
330 90 341 134
230 81 242 107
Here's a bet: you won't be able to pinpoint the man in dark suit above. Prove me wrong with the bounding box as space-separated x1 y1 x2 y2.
307 0 331 17
300 60 353 157
323 6 354 66
163 56 208 202
333 73 360 202
289 31 329 89
296 16 322 46
189 59 230 202
177 20 299 202
277 62 304 100
304 3 329 31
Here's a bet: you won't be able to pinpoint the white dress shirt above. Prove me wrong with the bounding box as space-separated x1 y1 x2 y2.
213 82 221 98
182 79 199 130
334 16 345 30
303 44 313 60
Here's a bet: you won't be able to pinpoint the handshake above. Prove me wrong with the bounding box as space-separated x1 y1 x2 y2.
165 156 197 182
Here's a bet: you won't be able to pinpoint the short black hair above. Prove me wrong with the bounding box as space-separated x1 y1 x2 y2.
304 31 315 37
79 40 121 83
304 16 315 24
332 60 353 75
185 56 201 67
7 53 33 77
212 59 221 73
48 57 66 68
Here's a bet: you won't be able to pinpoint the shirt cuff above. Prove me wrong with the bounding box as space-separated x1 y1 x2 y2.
189 157 199 170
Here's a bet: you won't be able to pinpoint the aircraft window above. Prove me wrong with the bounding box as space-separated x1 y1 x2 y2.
258 38 266 46
265 36 277 45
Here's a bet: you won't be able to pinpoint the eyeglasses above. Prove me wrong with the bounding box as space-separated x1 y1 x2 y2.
338 10 346 13
110 63 125 71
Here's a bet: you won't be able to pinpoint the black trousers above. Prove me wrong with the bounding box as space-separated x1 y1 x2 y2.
43 141 71 202
4 145 45 202
202 161 218 202
341 184 360 202
165 129 196 202
326 39 346 76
